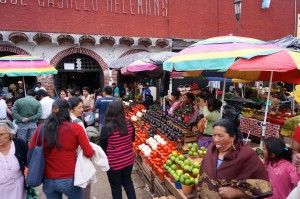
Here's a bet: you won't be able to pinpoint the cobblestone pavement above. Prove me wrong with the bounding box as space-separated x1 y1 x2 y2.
35 164 152 199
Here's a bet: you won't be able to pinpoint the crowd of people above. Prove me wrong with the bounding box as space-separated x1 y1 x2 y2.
0 82 137 199
1 80 300 199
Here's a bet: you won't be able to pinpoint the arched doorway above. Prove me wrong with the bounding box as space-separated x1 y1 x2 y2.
54 53 103 92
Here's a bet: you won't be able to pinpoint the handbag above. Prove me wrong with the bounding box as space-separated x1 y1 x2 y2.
26 124 45 187
83 111 95 126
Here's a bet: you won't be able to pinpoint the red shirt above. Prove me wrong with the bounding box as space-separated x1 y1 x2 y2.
293 126 300 144
29 122 94 179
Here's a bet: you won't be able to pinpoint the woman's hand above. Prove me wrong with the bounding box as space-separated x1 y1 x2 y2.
218 187 247 198
199 99 207 107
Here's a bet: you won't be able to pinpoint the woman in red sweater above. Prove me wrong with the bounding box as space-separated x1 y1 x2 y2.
29 99 94 199
100 101 136 199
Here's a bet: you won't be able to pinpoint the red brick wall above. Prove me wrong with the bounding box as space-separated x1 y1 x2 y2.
0 1 298 40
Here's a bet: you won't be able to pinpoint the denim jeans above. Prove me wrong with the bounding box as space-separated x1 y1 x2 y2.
43 178 83 199
17 122 37 145
107 164 136 199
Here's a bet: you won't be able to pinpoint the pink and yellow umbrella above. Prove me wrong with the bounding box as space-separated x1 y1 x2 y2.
121 60 160 76
0 55 57 77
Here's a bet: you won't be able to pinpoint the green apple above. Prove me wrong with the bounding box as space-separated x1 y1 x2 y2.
174 174 180 182
189 165 194 172
168 154 172 160
181 163 185 169
189 177 195 184
193 161 200 169
183 165 190 171
180 177 185 184
170 156 176 162
194 177 199 186
198 150 204 155
191 147 197 152
166 160 172 166
188 151 193 156
183 173 190 180
185 179 191 186
171 164 178 171
184 159 191 166
170 170 176 176
200 146 206 151
178 154 185 161
167 168 172 173
172 151 178 157
192 152 198 156
176 169 183 176
178 160 183 165
165 165 170 171
175 157 180 163
192 143 198 149
187 143 192 149
163 164 167 169
192 168 199 175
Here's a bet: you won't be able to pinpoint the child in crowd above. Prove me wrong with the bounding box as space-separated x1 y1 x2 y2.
263 137 300 199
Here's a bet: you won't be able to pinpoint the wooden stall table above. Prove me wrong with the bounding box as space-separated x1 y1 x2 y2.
239 116 281 138
164 176 198 199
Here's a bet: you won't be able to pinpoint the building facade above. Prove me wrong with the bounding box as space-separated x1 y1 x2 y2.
0 0 298 95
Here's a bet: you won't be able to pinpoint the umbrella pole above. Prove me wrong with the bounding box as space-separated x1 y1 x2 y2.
23 76 26 96
260 71 274 150
292 84 295 114
220 78 227 118
241 83 244 98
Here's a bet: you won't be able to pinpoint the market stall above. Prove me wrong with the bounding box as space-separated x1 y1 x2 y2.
125 102 204 198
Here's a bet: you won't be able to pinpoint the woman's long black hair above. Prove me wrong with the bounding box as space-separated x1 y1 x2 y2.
104 101 128 136
264 137 292 166
44 99 71 150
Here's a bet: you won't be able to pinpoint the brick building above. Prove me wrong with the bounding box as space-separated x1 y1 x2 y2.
0 0 298 96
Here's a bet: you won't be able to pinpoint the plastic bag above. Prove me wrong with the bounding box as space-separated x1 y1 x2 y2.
261 0 271 9
83 111 95 126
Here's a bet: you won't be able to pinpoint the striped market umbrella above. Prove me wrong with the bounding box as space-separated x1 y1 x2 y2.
121 60 159 75
225 49 300 149
163 36 284 72
0 55 57 77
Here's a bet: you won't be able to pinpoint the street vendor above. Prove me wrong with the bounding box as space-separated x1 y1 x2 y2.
199 119 272 198
167 92 181 116
180 93 198 122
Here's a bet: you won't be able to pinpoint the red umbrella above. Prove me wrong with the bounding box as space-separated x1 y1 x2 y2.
225 49 300 149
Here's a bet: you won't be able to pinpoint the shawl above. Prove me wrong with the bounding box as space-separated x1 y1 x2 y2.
199 140 272 198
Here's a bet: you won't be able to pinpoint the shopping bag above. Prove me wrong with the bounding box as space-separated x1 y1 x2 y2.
26 125 45 187
83 111 95 126
26 187 38 199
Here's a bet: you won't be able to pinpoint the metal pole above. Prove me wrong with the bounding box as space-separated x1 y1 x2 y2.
260 71 274 149
220 78 227 118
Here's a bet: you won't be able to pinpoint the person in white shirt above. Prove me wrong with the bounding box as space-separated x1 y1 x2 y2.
0 94 12 120
34 82 46 92
36 90 54 122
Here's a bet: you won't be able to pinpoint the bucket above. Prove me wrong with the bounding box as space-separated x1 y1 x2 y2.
243 138 251 146
181 184 193 194
174 181 182 189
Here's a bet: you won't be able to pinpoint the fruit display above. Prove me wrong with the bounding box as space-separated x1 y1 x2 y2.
198 146 207 156
163 151 200 188
187 143 207 157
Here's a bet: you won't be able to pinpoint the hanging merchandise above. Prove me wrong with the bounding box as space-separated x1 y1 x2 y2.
262 0 271 9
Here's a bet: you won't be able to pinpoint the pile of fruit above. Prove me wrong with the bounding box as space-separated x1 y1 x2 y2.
163 151 200 187
187 143 207 157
